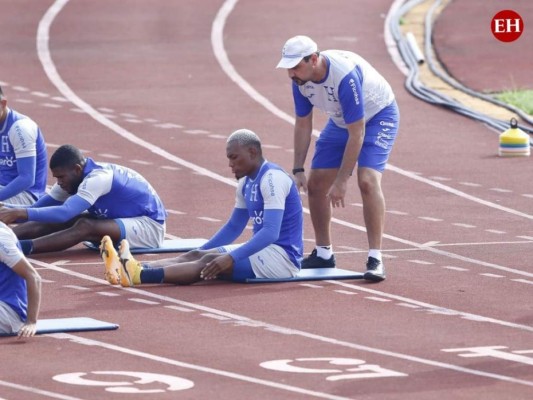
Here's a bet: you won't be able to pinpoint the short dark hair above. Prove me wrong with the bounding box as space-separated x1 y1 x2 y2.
303 51 319 62
0 86 4 99
50 144 85 169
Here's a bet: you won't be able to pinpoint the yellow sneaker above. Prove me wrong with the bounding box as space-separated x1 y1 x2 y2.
99 236 120 285
118 239 142 287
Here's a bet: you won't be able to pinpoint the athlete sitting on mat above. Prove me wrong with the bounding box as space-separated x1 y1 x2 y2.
0 144 167 261
100 128 303 285
0 222 42 338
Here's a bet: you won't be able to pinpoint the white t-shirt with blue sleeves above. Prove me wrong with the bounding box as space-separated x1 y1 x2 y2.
293 50 395 128
234 162 303 267
0 108 47 199
48 158 167 223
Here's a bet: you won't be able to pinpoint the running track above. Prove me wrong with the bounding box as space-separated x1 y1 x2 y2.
1 1 532 399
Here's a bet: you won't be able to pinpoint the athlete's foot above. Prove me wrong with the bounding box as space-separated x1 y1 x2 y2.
118 239 143 287
100 235 120 285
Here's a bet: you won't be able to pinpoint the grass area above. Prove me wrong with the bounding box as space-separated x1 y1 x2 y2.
495 90 533 115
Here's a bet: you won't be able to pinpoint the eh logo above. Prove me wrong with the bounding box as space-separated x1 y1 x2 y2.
491 10 524 42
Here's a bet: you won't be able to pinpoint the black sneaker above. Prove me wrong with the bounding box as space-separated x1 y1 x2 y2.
364 256 386 282
301 249 336 269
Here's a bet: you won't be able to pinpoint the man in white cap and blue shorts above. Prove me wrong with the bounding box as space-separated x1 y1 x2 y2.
276 35 399 282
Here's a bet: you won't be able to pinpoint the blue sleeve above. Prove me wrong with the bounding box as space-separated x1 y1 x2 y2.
0 156 36 201
199 208 249 250
27 195 91 223
32 194 63 208
338 65 365 124
292 82 313 117
229 209 284 262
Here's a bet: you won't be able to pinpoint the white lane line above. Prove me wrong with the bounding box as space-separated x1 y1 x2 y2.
327 280 533 333
407 259 434 265
129 298 160 305
443 266 469 272
397 303 420 309
30 259 533 387
334 290 358 295
485 229 506 234
299 283 323 289
42 102 62 108
418 216 443 222
166 209 186 215
490 188 512 193
517 236 533 241
165 305 195 313
387 210 409 215
452 223 476 228
49 333 353 400
459 182 482 187
0 379 83 400
511 279 533 285
97 291 121 297
198 217 222 222
64 285 91 291
202 313 231 321
365 297 391 302
12 85 29 92
32 91 50 97
480 273 505 278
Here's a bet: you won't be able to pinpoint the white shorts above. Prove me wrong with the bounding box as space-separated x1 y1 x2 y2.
0 188 36 207
222 243 299 279
0 301 23 335
116 216 165 249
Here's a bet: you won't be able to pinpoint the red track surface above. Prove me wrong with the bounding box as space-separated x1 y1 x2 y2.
1 1 532 399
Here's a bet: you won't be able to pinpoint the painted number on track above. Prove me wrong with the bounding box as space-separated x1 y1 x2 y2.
260 357 407 380
53 371 194 394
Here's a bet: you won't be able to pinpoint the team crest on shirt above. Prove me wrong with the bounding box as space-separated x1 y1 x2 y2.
323 86 338 103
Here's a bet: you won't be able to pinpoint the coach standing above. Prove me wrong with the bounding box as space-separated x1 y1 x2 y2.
276 35 399 282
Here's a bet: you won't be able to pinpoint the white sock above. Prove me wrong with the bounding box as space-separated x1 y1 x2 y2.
316 245 333 259
368 249 382 261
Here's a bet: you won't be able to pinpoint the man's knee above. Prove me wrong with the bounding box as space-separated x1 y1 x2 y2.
358 169 382 195
70 218 103 239
200 253 221 263
308 170 335 196
181 249 205 261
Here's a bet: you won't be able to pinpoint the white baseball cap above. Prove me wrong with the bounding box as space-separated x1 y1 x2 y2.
276 35 318 69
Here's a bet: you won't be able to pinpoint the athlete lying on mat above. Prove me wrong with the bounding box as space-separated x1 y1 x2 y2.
0 144 167 256
100 129 304 285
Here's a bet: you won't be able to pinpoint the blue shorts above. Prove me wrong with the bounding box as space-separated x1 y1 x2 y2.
311 101 399 172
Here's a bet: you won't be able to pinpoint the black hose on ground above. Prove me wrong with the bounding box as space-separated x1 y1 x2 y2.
389 0 533 145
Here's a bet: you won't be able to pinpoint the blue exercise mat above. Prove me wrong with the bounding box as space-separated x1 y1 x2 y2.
83 238 208 254
0 317 119 337
245 268 364 283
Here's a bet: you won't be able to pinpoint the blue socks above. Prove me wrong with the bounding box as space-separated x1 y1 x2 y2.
140 267 164 284
19 240 34 255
